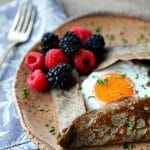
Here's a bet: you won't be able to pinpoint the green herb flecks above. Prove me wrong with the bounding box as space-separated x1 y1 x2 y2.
38 107 44 112
135 90 139 94
120 31 124 35
106 34 115 41
141 84 146 90
92 75 98 78
137 34 144 43
49 127 55 135
97 78 108 85
135 73 139 79
36 105 50 113
144 94 148 98
95 27 101 33
45 123 49 127
121 74 127 78
22 88 29 98
88 96 95 100
127 120 134 131
137 34 149 44
79 85 82 90
123 142 130 149
122 38 128 45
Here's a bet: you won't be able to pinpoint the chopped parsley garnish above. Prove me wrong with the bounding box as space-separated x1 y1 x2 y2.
135 73 139 79
97 78 108 85
144 94 148 97
140 33 144 38
127 120 134 131
92 75 98 78
79 85 82 90
45 123 49 127
38 107 44 112
123 142 130 149
135 90 139 94
137 34 149 43
122 38 128 44
120 31 124 35
49 127 55 135
95 27 101 33
22 88 29 98
141 84 146 90
106 34 115 41
121 74 127 78
88 96 95 99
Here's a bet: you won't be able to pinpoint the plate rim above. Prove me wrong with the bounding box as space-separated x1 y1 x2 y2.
13 11 150 150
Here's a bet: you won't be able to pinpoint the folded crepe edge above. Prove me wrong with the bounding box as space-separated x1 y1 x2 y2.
51 81 87 133
57 97 150 148
96 43 150 70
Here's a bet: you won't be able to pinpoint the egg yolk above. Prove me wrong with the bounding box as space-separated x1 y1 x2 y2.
94 73 135 103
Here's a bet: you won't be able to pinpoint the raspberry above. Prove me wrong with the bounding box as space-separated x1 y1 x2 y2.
45 49 70 69
47 63 74 88
60 31 81 56
70 26 92 42
25 51 45 71
41 32 59 54
73 49 96 74
27 69 48 91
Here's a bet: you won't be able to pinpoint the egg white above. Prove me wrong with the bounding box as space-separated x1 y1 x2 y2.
81 60 150 110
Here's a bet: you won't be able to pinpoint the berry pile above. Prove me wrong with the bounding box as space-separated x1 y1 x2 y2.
41 32 59 54
47 63 73 88
24 26 106 91
60 31 81 56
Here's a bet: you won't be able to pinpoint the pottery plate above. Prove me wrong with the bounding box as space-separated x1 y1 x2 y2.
13 13 150 150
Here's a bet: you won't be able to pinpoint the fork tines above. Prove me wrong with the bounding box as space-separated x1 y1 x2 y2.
8 4 36 40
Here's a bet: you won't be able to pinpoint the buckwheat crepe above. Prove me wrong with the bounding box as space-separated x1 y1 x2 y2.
57 97 150 148
51 43 150 148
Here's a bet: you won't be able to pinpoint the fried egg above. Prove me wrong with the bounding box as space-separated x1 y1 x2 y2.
81 61 150 110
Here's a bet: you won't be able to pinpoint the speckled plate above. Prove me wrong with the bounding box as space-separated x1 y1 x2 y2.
13 13 150 150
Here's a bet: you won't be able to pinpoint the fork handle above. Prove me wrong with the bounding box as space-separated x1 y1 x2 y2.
0 42 16 68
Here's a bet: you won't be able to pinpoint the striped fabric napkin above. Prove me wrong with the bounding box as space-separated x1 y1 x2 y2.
0 0 66 149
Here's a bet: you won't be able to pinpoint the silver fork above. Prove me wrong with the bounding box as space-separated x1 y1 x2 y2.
0 4 36 67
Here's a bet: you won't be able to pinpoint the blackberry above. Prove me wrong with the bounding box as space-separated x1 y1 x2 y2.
47 63 74 89
41 32 59 54
83 34 105 58
60 31 81 56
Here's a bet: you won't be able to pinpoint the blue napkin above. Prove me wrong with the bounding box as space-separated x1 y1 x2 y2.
0 0 66 149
